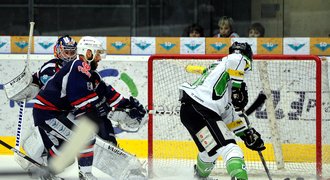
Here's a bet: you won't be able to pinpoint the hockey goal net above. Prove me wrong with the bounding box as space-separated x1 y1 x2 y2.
147 54 330 179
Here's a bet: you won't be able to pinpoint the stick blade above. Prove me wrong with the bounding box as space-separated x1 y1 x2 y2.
245 92 267 116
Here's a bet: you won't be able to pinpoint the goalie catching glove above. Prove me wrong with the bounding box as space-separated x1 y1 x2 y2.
108 96 147 132
240 128 266 151
231 81 248 111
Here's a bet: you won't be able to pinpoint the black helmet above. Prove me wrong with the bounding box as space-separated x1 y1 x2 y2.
229 42 253 60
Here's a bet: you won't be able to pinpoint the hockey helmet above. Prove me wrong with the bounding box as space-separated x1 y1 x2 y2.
229 42 253 60
229 42 253 71
54 35 77 62
77 36 106 62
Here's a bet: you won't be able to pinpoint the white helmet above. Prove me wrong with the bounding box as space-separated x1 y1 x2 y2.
77 36 106 62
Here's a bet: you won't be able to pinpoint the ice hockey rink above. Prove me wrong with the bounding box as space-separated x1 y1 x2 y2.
0 155 324 180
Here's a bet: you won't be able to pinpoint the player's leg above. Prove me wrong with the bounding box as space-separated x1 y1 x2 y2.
220 104 249 180
96 115 117 145
180 99 222 178
64 113 97 180
180 94 247 179
34 110 96 180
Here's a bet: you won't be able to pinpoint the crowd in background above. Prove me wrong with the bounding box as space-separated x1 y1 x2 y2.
183 16 265 38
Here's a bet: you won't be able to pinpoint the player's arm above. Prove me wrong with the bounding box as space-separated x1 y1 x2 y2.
225 55 249 111
90 71 146 131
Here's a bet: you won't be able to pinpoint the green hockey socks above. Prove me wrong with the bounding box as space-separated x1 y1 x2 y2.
195 155 216 177
226 157 248 180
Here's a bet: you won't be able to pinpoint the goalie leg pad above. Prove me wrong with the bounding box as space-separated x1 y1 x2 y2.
15 126 46 172
93 138 147 180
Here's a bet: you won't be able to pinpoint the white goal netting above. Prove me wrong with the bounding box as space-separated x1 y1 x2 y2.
148 54 330 179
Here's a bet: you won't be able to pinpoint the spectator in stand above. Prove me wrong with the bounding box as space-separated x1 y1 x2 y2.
248 22 265 37
214 16 239 37
182 23 205 37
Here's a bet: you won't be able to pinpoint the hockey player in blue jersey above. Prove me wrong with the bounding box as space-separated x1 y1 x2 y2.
179 42 265 180
32 36 146 180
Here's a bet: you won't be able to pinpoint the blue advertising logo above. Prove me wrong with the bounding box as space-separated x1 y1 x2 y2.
288 43 305 51
185 43 201 51
0 42 7 49
262 43 278 52
160 42 176 51
210 43 226 51
314 43 330 52
15 41 28 49
38 42 54 49
111 41 126 50
135 42 151 50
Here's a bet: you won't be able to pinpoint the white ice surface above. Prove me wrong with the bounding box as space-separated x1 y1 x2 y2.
0 155 322 180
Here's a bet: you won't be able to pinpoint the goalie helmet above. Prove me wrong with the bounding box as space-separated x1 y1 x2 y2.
229 42 253 71
77 36 106 62
54 35 77 62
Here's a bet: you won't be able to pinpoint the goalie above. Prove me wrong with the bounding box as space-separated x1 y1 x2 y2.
179 42 265 180
7 36 147 180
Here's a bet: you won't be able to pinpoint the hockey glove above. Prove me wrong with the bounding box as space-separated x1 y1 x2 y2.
240 128 266 151
231 82 248 112
128 96 147 122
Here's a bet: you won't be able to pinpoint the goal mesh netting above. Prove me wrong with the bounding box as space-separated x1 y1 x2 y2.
147 54 330 179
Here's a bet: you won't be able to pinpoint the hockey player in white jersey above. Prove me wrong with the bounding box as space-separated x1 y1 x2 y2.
179 42 265 180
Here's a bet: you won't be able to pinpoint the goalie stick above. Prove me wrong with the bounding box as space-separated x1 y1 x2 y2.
0 139 44 169
4 22 35 150
0 139 50 177
0 114 98 178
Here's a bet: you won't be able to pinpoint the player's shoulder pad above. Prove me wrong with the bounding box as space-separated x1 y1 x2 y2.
39 58 58 71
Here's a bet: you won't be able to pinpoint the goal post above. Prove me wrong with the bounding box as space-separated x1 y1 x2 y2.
147 54 329 179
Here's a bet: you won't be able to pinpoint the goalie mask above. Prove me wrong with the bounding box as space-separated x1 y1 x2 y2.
229 42 253 71
77 36 106 63
54 35 77 62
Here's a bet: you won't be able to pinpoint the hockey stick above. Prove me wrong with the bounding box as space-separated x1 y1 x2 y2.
242 113 272 180
0 115 98 177
11 22 35 150
245 92 267 116
113 92 266 116
0 139 44 168
241 94 272 180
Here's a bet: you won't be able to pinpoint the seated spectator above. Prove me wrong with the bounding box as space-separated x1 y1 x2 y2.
214 16 239 37
182 23 205 37
248 22 265 37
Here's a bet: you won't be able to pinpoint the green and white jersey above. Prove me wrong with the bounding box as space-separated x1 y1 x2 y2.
179 53 250 116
